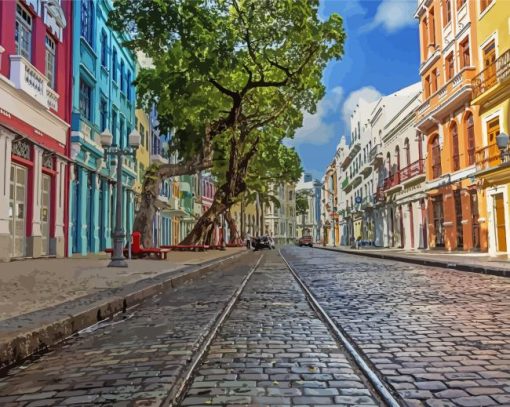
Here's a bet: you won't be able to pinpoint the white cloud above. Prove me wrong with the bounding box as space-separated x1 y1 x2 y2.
363 0 416 33
341 86 382 130
287 86 344 147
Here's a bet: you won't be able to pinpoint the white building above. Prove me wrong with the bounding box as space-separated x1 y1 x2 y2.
265 182 296 244
296 173 322 242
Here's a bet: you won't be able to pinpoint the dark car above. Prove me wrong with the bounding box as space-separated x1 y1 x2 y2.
298 235 313 247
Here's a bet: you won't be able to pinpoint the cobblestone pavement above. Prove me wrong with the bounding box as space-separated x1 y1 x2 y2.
0 255 258 406
180 251 379 407
282 247 510 407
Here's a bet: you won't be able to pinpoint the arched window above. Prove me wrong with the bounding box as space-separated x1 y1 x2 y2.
386 152 391 177
431 135 442 178
465 113 475 165
451 122 460 171
395 146 401 172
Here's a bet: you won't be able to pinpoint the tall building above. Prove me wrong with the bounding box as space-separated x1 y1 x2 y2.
471 0 510 256
0 0 72 261
415 0 487 252
322 161 339 246
296 173 322 242
69 0 137 255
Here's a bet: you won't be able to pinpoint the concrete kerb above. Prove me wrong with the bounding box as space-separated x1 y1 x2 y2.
316 246 510 278
0 249 249 372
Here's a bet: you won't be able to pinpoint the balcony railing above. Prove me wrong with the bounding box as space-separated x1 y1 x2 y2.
10 55 60 111
472 49 510 99
383 172 400 191
400 159 425 182
475 144 509 171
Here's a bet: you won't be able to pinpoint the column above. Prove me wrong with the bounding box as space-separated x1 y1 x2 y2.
110 182 116 248
67 163 75 257
53 158 66 257
27 145 43 257
101 179 110 249
77 166 88 255
0 129 15 261
89 173 100 253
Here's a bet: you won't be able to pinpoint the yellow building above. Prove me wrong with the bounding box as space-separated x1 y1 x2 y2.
134 107 150 202
472 0 510 256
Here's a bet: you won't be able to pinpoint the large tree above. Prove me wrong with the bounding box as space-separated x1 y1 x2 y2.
109 0 345 246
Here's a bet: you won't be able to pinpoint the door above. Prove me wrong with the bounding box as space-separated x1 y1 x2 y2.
494 193 507 252
40 173 51 255
483 41 496 88
409 203 415 249
487 117 501 167
454 189 464 249
9 164 28 257
470 190 480 250
433 197 445 247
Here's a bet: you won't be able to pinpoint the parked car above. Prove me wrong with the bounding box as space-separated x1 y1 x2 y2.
298 235 313 247
252 235 275 251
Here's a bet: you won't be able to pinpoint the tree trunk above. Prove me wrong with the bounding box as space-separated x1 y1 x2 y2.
179 199 226 245
225 209 240 244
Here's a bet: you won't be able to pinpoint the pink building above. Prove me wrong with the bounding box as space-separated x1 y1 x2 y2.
201 174 220 245
0 0 72 261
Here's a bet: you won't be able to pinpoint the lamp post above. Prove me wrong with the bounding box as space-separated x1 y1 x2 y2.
100 128 141 267
496 132 509 161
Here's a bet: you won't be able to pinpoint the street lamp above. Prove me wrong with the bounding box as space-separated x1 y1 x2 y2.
101 128 141 267
496 132 509 161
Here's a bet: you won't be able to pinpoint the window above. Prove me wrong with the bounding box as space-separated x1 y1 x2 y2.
431 69 438 93
127 71 132 101
446 53 454 80
404 138 411 166
100 30 108 68
112 49 118 82
425 75 431 98
443 0 452 25
112 110 117 145
45 35 56 89
428 8 436 46
81 0 93 46
79 79 91 121
119 119 125 149
483 41 496 88
100 99 107 132
431 136 442 178
120 60 125 93
15 3 32 60
139 123 145 147
451 122 460 171
460 38 470 68
465 113 475 165
480 0 494 13
421 17 428 59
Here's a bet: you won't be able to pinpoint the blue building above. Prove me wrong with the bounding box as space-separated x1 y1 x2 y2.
69 0 137 255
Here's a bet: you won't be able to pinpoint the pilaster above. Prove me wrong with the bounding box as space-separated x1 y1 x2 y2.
77 166 88 255
52 158 66 257
89 173 100 253
101 179 110 249
27 145 43 257
0 128 15 261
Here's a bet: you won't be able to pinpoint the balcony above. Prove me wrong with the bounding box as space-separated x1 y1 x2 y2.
383 173 400 192
369 143 383 167
399 159 425 184
472 49 510 101
360 161 372 178
341 141 361 170
475 144 508 172
9 55 60 111
341 176 349 190
416 67 476 130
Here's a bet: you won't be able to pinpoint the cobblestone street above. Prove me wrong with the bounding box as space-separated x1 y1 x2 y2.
283 247 510 407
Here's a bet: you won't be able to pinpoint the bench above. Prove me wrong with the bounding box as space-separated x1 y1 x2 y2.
161 245 209 252
105 232 170 260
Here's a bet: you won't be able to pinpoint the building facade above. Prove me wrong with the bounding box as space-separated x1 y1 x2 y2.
0 0 72 261
69 0 137 256
296 173 322 242
265 183 297 244
415 0 487 252
471 0 510 256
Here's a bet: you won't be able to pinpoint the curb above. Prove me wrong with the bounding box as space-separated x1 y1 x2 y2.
316 246 510 278
0 250 249 371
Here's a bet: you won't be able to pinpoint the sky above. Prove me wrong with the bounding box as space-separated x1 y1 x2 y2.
289 0 421 181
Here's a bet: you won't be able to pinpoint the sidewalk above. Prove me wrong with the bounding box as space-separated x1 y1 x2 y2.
0 248 247 370
317 245 510 277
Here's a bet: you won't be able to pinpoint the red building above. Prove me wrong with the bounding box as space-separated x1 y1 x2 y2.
0 0 72 261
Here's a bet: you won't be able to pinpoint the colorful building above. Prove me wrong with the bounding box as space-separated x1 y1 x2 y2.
471 0 510 256
296 173 322 242
321 161 339 246
69 0 137 255
415 0 487 252
0 0 72 261
134 88 150 208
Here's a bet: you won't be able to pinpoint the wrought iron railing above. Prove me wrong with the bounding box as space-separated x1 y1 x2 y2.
475 144 510 171
472 49 510 99
399 159 425 182
383 173 400 190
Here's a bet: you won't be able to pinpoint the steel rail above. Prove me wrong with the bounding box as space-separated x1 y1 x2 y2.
279 249 402 407
164 253 264 407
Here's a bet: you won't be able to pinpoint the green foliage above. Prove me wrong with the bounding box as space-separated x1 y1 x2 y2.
296 190 310 216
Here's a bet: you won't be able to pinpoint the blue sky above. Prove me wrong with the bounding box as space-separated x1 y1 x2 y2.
290 0 421 180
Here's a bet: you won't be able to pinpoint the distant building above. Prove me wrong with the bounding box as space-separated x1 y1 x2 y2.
265 183 296 244
296 173 322 242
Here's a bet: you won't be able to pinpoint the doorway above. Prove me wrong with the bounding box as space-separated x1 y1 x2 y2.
41 173 51 255
433 196 445 247
493 193 507 252
487 117 501 167
9 164 28 257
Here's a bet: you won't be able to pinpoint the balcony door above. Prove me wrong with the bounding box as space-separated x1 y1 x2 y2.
493 193 507 253
433 197 445 247
40 173 51 255
487 117 500 167
9 164 28 258
483 41 496 88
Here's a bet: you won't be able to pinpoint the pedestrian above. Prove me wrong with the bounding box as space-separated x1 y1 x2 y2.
246 233 252 250
356 236 361 250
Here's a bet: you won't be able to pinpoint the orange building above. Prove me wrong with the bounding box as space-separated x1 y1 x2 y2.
415 0 487 251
